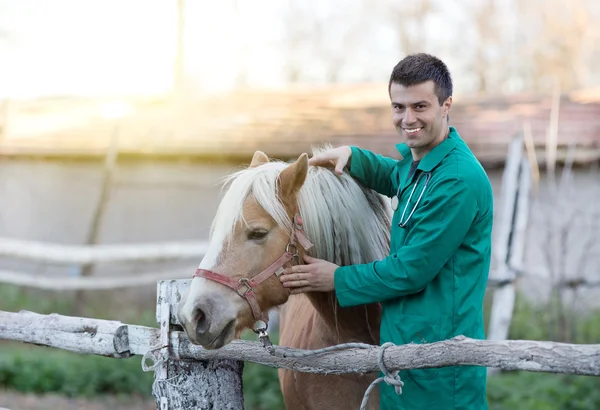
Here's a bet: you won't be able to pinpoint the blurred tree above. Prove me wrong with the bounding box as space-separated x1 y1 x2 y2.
174 0 186 99
393 0 434 56
472 0 499 94
280 1 307 83
366 0 435 57
516 0 598 92
280 0 379 84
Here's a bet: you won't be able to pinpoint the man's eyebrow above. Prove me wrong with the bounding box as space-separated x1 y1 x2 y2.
391 100 429 106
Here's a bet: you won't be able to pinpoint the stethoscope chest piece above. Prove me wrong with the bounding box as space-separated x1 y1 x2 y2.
391 195 399 211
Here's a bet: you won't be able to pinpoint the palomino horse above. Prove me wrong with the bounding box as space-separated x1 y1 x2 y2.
177 149 392 409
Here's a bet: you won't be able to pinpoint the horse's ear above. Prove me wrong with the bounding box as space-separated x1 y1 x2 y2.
279 153 308 199
250 151 269 168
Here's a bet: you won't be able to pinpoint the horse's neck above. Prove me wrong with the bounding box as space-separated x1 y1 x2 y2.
300 183 387 345
305 291 381 345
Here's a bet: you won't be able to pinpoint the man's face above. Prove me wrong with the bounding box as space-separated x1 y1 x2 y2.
390 80 452 160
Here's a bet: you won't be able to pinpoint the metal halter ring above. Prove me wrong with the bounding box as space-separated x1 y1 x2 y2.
285 243 298 254
285 244 301 265
253 319 268 332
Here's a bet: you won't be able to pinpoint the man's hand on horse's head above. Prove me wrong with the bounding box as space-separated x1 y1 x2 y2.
308 146 352 176
280 255 337 294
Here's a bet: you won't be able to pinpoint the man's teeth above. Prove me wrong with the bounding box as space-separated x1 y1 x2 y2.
405 128 422 133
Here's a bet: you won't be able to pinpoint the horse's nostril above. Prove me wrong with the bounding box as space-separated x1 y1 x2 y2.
195 307 209 333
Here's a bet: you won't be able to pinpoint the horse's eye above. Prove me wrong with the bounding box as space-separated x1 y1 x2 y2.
247 230 268 241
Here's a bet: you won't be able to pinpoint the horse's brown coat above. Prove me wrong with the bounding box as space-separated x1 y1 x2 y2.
178 151 388 409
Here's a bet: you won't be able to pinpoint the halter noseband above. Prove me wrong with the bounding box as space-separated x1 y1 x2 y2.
192 214 313 338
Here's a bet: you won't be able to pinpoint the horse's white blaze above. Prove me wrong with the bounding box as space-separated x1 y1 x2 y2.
179 235 245 331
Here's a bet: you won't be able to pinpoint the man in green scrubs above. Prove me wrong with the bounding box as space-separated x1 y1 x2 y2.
280 53 493 409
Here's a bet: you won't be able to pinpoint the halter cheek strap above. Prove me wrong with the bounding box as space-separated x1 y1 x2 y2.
193 251 295 324
192 213 313 333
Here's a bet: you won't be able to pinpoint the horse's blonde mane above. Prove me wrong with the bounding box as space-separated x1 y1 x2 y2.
211 146 391 266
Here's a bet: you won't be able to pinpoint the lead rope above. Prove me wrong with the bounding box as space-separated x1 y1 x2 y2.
359 342 403 410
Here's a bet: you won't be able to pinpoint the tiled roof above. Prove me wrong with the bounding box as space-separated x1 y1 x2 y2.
2 84 600 166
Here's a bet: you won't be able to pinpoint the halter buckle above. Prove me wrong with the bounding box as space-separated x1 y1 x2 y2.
294 214 304 230
236 278 252 298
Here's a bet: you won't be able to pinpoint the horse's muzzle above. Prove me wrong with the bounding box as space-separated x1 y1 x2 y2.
177 292 237 348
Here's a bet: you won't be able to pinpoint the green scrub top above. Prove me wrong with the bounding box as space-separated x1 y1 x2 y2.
335 127 493 409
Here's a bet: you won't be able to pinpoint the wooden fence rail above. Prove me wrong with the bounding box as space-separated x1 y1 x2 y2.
2 310 600 377
0 237 208 264
3 278 600 409
0 268 187 290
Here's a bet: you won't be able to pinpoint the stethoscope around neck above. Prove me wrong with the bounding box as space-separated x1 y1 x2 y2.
391 171 432 228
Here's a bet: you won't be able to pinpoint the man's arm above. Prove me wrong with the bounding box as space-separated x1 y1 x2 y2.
334 176 479 306
347 146 398 197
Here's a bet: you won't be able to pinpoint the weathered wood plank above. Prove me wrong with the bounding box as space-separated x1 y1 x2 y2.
156 279 190 325
74 125 120 314
174 333 600 377
488 135 529 349
509 159 532 274
0 237 208 264
2 310 600 377
491 135 523 281
0 310 137 358
152 280 244 410
0 269 188 290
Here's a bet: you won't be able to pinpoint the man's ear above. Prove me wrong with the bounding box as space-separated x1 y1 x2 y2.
443 96 453 118
250 151 269 168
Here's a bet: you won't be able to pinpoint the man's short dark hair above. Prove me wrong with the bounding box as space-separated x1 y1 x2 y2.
388 53 453 106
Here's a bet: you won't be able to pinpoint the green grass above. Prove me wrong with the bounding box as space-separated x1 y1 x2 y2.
0 343 153 398
0 337 285 410
487 372 600 410
0 283 158 327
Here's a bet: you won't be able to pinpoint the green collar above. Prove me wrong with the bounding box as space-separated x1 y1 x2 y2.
395 126 459 172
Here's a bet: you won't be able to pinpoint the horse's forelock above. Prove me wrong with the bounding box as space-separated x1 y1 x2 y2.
210 162 292 244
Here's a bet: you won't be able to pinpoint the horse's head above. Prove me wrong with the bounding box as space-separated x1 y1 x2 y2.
177 151 311 349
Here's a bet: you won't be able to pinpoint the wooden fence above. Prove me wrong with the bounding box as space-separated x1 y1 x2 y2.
0 237 208 290
2 278 600 409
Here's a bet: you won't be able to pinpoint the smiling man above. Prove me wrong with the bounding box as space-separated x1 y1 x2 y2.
280 53 494 409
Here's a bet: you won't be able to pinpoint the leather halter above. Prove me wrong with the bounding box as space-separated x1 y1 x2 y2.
192 214 313 333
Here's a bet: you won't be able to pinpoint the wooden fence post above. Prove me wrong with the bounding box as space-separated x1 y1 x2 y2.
150 279 245 410
487 134 532 375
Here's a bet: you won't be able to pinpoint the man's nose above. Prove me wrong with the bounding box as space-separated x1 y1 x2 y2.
403 108 416 125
